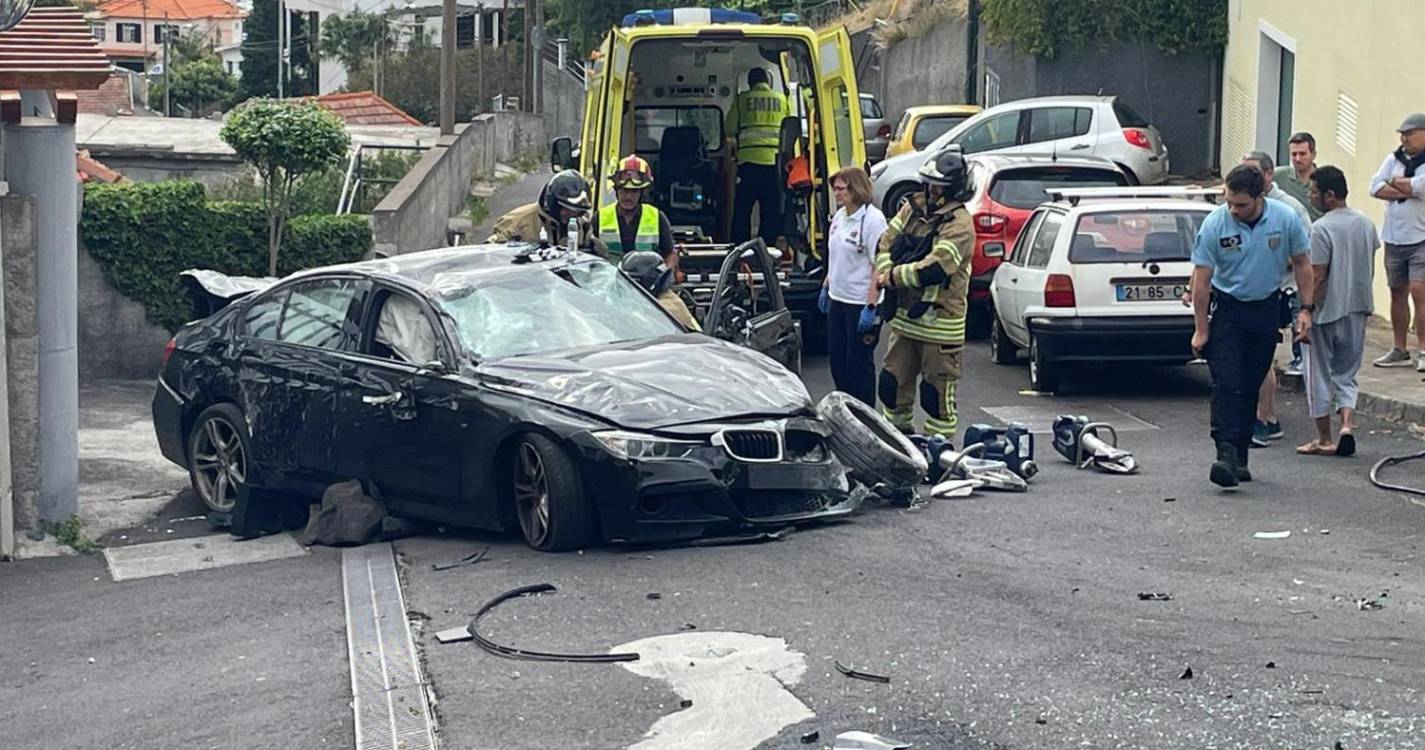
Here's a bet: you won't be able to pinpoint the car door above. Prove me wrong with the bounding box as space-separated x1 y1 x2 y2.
950 109 1025 156
994 210 1044 344
1023 105 1098 156
704 240 801 373
235 276 371 486
814 25 865 172
334 286 469 520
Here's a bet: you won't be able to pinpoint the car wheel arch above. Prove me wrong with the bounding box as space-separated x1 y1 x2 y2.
492 426 602 533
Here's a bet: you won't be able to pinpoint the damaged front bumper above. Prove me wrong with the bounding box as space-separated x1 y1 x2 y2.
571 416 859 544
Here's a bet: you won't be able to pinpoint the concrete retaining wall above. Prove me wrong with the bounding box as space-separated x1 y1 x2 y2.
77 242 172 382
80 150 244 188
876 17 972 124
372 112 548 256
2 195 40 534
543 60 586 143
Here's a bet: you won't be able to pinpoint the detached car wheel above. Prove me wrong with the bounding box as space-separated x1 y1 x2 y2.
990 314 1017 365
187 403 251 527
1029 334 1061 393
884 183 918 216
817 392 929 488
512 433 596 552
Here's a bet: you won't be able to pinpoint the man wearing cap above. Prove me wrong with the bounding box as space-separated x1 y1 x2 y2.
597 154 675 263
1370 113 1425 370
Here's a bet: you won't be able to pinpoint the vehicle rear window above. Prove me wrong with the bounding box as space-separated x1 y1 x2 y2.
988 167 1128 209
859 95 883 119
1069 210 1207 264
912 115 968 150
1112 98 1150 128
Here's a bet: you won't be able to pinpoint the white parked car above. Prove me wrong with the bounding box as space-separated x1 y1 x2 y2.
988 187 1214 392
871 95 1171 212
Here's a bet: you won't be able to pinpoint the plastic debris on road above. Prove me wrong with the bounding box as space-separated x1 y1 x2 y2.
1253 530 1292 539
833 730 912 750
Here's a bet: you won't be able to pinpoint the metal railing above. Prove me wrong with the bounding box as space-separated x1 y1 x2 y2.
540 37 585 89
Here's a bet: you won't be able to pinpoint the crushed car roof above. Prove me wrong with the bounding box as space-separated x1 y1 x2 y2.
298 243 588 291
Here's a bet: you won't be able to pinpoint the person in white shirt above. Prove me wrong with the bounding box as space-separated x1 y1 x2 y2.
1241 152 1311 447
819 166 887 405
1369 112 1425 370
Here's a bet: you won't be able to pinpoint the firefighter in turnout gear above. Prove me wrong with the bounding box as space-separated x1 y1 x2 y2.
488 170 607 256
874 146 975 438
597 155 675 261
726 67 791 245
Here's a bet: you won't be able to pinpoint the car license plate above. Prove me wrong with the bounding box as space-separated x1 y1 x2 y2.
1116 281 1187 302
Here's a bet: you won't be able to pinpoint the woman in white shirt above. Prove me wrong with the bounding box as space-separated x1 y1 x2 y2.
819 166 888 405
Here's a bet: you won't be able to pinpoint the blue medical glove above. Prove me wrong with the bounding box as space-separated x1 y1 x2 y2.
857 305 877 333
818 287 831 314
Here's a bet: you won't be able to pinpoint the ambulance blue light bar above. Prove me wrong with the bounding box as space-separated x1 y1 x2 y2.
620 8 764 27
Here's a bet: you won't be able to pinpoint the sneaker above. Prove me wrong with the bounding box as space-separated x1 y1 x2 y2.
1284 359 1303 377
1417 356 1425 373
1374 348 1412 367
1263 420 1284 440
1250 421 1271 448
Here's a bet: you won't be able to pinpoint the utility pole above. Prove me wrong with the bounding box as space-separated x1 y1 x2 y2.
963 0 980 105
521 0 533 112
531 0 542 114
501 0 509 110
475 10 484 114
162 11 171 116
277 0 285 98
439 0 455 134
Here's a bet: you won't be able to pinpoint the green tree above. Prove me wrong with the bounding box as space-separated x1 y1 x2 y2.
982 0 1228 58
220 100 351 275
238 0 318 101
346 45 519 124
150 56 239 115
319 11 394 77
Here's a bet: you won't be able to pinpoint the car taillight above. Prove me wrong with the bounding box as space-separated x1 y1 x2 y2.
1044 274 1076 307
1123 128 1153 150
162 338 176 367
876 124 892 139
974 212 1008 235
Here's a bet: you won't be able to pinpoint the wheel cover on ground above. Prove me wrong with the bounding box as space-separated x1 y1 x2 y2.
514 442 552 546
192 417 246 512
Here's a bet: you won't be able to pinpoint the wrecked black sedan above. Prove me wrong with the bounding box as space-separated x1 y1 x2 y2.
152 243 856 551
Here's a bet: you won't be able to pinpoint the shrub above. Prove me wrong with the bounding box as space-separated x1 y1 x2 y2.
82 181 372 331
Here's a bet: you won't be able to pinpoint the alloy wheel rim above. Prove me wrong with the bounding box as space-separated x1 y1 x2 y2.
514 443 551 545
193 417 245 512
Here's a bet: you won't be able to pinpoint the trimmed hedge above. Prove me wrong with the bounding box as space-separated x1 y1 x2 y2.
82 181 373 332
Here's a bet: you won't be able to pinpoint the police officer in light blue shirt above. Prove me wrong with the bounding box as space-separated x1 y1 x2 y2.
1190 164 1313 489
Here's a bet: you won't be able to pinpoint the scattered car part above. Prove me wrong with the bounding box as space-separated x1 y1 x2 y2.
1253 530 1291 540
929 477 982 499
686 526 795 548
435 626 473 644
962 423 1038 479
818 392 929 489
469 583 640 663
1137 592 1172 601
431 545 490 571
1370 448 1425 497
801 730 821 744
834 730 912 750
1051 416 1140 474
835 660 891 684
1179 666 1194 680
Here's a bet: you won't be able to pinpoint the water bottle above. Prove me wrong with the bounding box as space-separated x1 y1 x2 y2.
538 225 548 245
567 217 579 253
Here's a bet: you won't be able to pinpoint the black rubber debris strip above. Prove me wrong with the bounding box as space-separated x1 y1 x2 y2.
469 583 640 663
835 660 891 684
647 592 662 600
1265 661 1277 669
1179 666 1194 680
431 545 490 571
687 527 795 548
679 699 693 708
801 730 821 744
1137 592 1172 601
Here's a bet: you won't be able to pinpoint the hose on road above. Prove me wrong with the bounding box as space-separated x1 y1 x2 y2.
1369 448 1425 497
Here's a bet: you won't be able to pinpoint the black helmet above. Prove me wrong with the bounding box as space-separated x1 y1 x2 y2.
619 251 674 297
538 170 592 221
918 145 970 199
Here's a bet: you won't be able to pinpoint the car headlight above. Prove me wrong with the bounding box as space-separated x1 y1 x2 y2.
593 430 701 460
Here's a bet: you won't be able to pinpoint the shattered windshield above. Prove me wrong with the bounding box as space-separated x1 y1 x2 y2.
435 261 682 360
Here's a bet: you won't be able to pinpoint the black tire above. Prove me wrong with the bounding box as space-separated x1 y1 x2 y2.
817 391 929 488
511 432 597 552
990 314 1017 365
1116 163 1141 186
883 182 918 216
965 305 992 340
186 403 252 529
1028 333 1061 393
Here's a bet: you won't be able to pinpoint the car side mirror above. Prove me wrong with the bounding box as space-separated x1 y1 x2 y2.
550 137 574 171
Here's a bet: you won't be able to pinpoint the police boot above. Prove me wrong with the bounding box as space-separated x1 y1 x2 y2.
1234 442 1253 483
1210 443 1241 489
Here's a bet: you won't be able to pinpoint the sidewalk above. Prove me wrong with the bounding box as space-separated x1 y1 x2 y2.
1280 315 1425 425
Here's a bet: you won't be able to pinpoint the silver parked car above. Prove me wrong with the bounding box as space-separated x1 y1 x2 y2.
872 95 1171 210
861 93 889 163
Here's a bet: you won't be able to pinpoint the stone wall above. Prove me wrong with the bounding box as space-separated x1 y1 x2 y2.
80 150 244 188
77 242 172 381
543 59 586 144
875 16 972 124
2 195 40 534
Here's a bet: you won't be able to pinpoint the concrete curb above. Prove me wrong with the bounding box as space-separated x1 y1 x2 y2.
1280 370 1425 426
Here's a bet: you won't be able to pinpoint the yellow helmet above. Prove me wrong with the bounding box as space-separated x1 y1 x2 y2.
610 154 654 190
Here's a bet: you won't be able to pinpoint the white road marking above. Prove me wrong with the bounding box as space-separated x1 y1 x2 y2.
615 631 814 750
103 532 306 581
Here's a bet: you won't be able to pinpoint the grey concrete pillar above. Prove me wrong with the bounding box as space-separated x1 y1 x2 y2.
4 120 79 524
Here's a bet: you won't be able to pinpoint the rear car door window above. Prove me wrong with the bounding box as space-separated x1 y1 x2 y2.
1010 211 1045 266
277 278 367 351
859 95 883 119
1026 212 1064 268
1026 107 1092 144
244 290 288 341
913 116 961 150
988 167 1128 210
956 111 1020 154
1112 98 1150 127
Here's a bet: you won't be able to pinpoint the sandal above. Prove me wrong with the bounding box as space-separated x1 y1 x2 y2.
1336 432 1356 457
1296 440 1335 455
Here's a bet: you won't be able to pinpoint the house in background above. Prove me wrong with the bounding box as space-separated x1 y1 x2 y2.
1221 0 1425 311
87 0 246 76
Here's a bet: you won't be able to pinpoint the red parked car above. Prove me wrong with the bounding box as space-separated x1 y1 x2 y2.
961 154 1129 336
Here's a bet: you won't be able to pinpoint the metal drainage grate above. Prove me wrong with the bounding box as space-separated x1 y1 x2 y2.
342 542 436 750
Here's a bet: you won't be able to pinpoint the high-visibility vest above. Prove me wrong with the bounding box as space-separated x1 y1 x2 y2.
730 82 789 166
598 203 661 258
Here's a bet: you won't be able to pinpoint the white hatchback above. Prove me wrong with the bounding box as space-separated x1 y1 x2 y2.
988 187 1216 392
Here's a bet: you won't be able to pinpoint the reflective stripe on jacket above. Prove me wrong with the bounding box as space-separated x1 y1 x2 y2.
725 82 790 166
598 203 661 258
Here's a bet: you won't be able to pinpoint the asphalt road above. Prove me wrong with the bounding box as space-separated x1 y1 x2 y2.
402 345 1425 750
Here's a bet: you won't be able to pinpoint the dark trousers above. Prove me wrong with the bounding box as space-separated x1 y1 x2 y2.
732 163 783 246
827 300 877 406
1206 293 1281 456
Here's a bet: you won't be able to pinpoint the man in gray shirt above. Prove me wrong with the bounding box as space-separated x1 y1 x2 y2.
1298 166 1380 457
